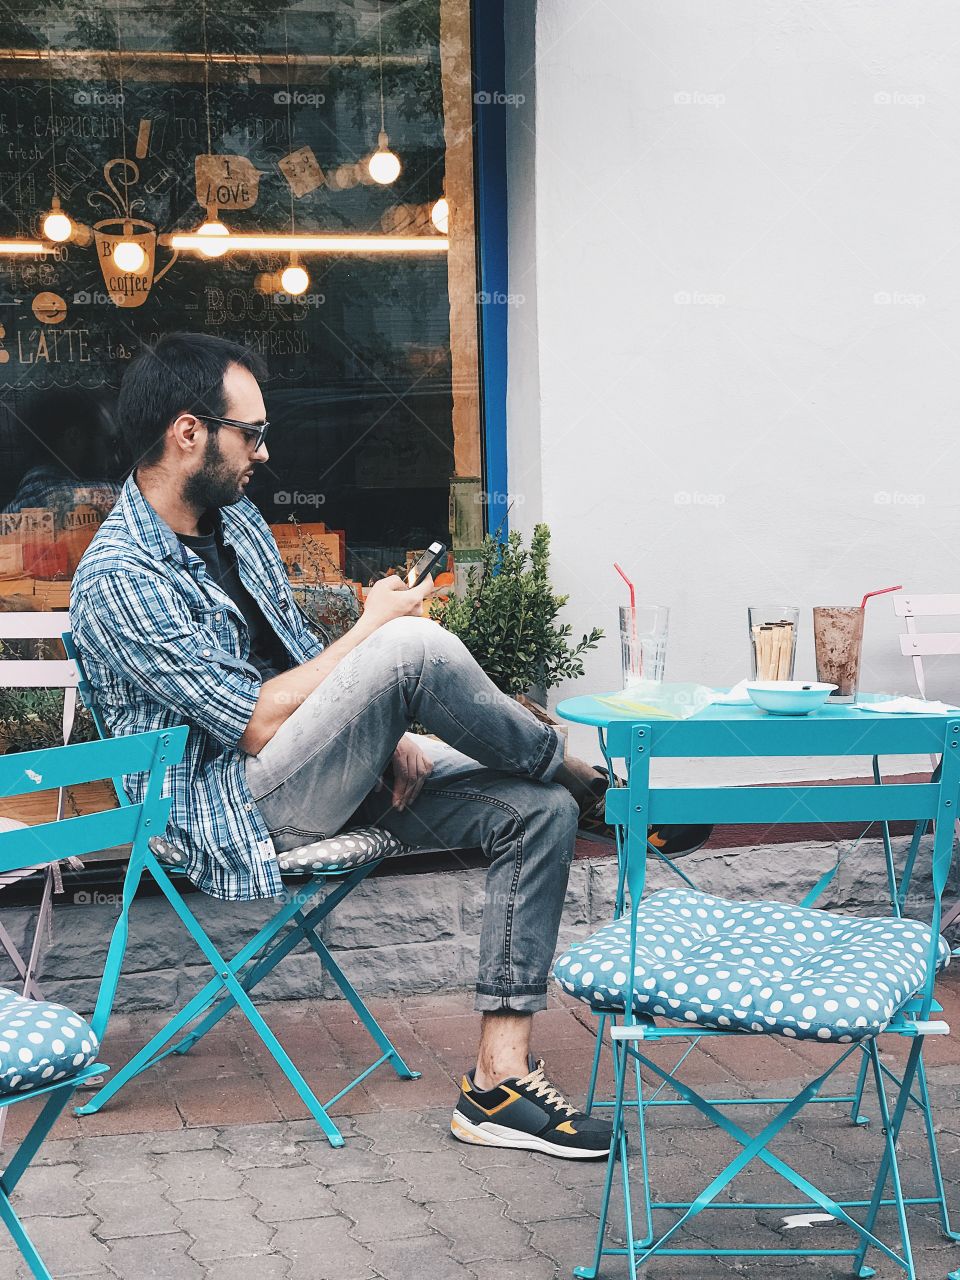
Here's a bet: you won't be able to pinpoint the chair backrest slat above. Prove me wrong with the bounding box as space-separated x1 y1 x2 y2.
899 633 960 657
0 613 75 640
0 798 173 873
0 661 79 688
895 594 960 618
0 729 184 796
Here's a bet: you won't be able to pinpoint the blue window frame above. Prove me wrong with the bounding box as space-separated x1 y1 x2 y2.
471 0 509 540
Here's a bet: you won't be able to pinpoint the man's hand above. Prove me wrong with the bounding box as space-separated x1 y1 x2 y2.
362 573 434 632
384 734 434 810
237 576 434 757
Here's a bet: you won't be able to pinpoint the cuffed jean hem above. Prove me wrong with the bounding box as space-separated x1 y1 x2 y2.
474 983 549 1015
536 726 568 784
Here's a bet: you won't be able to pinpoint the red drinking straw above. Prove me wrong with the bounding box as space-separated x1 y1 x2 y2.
859 584 902 610
614 563 641 678
614 562 636 611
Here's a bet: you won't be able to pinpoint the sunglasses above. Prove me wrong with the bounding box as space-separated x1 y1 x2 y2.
200 414 270 451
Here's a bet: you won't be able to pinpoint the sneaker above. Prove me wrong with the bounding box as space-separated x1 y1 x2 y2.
450 1056 612 1160
578 779 713 858
646 822 713 859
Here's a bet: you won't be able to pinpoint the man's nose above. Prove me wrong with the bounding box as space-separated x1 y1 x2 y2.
253 441 269 463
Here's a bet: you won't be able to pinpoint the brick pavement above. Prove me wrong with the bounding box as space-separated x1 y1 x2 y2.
0 976 958 1279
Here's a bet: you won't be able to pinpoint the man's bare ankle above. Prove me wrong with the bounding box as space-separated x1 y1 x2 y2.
552 759 604 816
473 1061 527 1091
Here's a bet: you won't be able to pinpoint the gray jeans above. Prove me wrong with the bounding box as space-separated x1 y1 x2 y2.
245 617 578 1013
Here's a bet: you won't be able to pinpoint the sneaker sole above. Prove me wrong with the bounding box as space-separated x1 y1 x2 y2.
450 1109 609 1160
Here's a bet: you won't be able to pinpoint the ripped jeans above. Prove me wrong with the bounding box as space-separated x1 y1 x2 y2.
244 617 579 1013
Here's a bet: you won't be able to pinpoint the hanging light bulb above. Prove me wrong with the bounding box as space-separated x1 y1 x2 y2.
196 218 230 258
368 1 400 186
368 130 401 185
113 239 146 272
41 196 73 243
112 223 146 272
280 259 309 296
430 197 449 235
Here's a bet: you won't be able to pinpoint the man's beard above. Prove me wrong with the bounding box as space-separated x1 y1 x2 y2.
183 430 248 512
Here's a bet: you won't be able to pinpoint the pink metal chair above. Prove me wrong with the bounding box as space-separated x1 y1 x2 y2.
0 612 83 1000
895 593 960 929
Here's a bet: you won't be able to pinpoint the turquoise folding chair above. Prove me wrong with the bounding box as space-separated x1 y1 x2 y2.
554 710 960 1279
61 635 419 1148
0 726 184 1279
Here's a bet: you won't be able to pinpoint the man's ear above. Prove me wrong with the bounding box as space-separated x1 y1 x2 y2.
169 413 203 453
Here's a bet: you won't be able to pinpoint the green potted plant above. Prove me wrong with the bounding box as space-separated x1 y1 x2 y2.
429 523 603 720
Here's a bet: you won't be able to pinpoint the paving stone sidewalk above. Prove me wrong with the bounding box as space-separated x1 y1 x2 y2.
0 984 958 1279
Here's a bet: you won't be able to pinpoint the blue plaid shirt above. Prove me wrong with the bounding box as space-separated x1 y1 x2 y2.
70 474 324 901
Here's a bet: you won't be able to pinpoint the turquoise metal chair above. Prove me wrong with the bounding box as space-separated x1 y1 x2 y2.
554 710 960 1279
0 726 185 1279
61 635 419 1148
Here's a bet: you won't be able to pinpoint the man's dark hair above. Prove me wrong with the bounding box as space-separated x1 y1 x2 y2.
118 332 267 470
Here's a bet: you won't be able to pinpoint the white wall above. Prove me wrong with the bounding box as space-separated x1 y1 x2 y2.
506 1 960 777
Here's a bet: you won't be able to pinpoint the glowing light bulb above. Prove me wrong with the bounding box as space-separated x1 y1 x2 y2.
113 237 146 272
42 204 72 243
368 131 401 185
280 263 309 296
430 197 449 234
196 220 230 258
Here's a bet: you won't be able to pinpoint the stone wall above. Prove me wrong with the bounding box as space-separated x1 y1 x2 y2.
0 836 952 1015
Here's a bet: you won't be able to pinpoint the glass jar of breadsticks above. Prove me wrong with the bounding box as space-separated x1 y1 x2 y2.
748 607 799 681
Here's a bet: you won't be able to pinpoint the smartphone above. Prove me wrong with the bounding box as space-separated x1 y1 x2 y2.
407 541 447 588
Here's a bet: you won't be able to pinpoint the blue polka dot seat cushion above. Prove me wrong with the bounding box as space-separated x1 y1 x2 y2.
0 989 99 1094
151 827 408 876
553 888 950 1043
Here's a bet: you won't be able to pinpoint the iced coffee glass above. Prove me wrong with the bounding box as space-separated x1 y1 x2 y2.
813 605 864 702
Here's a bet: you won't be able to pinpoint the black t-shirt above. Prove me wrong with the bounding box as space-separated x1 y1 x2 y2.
179 516 291 682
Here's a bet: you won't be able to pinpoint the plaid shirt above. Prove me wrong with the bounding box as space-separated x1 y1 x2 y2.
70 474 324 901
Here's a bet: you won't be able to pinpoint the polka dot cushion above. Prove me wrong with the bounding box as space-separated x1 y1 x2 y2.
0 988 99 1094
275 827 408 875
150 836 186 866
554 888 951 1043
150 828 408 876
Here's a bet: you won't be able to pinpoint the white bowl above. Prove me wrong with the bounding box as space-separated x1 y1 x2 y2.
745 681 837 716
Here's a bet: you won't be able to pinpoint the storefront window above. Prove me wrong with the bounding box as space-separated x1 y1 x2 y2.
0 0 484 627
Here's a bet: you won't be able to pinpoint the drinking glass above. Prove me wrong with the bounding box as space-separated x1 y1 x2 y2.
813 605 864 702
748 606 799 681
620 605 669 687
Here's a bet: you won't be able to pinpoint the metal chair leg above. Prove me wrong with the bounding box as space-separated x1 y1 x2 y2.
585 1013 608 1114
850 1043 872 1126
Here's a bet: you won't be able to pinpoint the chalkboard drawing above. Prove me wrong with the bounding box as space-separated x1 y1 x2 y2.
88 159 177 309
135 119 151 161
195 155 264 211
57 146 99 201
279 146 324 199
31 293 67 325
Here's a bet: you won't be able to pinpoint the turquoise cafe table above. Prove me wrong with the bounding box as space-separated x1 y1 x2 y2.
554 690 960 1277
555 688 945 918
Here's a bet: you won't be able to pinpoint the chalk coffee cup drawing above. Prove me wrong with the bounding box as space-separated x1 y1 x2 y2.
93 218 176 308
88 158 178 308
